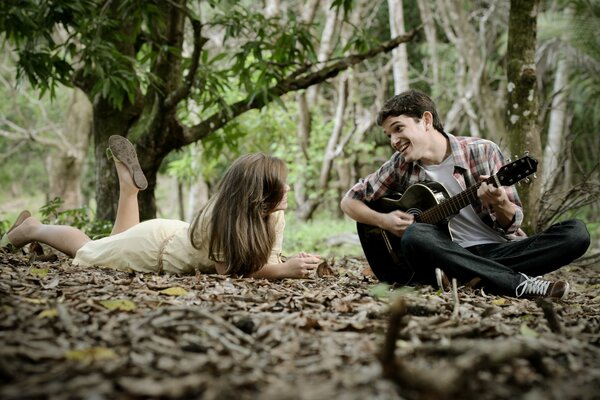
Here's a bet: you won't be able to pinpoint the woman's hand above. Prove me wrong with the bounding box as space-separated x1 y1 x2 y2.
283 253 321 278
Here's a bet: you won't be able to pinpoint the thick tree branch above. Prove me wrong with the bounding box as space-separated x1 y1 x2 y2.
184 27 421 144
165 19 207 109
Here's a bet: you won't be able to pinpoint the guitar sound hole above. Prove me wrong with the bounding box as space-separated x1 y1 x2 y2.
406 208 422 217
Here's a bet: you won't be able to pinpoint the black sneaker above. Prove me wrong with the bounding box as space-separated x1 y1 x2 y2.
515 273 570 299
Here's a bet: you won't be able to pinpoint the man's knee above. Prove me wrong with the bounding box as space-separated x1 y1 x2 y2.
552 219 591 258
401 223 439 253
566 219 591 257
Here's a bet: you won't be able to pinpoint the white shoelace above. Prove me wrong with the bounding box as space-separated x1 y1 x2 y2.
515 273 551 298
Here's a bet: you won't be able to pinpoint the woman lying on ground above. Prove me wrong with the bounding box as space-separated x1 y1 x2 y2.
2 136 320 279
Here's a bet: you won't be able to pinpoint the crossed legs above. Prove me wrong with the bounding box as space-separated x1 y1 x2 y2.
6 136 145 257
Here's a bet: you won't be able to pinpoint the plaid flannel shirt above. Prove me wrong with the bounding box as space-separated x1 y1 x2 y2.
345 133 524 235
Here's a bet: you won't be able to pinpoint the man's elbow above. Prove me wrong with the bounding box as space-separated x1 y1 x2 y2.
340 196 351 215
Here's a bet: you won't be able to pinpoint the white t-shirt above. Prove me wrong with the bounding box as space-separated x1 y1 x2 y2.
418 157 507 248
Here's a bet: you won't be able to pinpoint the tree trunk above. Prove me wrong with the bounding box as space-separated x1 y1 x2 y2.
47 88 92 210
92 96 141 222
542 58 569 192
505 0 543 233
93 1 186 222
435 0 506 144
87 0 419 223
319 74 348 189
417 0 439 87
388 0 409 93
306 0 339 105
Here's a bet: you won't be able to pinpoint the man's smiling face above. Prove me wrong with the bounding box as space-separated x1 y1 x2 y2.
382 114 429 163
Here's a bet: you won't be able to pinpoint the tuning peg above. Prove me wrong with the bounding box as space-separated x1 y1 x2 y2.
533 173 537 179
524 150 530 156
524 177 531 184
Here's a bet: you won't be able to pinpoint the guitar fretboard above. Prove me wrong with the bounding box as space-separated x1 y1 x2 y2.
416 181 485 224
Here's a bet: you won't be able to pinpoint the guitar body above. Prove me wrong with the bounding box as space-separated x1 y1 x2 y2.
357 182 453 284
355 155 538 285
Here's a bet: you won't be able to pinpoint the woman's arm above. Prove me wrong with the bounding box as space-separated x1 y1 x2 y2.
250 253 321 279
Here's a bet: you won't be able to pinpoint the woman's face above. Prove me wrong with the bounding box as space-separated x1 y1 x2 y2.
273 184 290 212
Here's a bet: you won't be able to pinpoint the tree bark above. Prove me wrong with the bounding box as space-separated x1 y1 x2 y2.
435 0 506 145
47 88 92 210
505 0 543 233
306 0 339 105
89 3 420 222
542 57 569 193
388 0 409 93
417 0 439 87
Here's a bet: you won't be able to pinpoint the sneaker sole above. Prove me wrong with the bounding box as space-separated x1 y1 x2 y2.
108 135 148 190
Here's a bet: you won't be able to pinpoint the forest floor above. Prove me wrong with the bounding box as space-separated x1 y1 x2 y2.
1 246 599 400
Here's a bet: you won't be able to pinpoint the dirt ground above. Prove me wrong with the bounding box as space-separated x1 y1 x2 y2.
1 248 599 400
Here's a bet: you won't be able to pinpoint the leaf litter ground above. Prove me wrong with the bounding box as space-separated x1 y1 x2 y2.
1 248 599 400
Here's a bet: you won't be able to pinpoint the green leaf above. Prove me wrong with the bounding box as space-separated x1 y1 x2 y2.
66 347 117 362
520 323 539 338
369 283 391 299
159 287 188 296
99 299 136 312
29 268 49 278
38 308 58 319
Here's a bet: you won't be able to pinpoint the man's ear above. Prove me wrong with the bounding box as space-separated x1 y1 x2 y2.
422 111 433 128
423 111 433 127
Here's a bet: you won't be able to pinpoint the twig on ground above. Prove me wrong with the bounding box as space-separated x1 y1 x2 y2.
536 298 564 334
379 297 408 379
452 278 460 319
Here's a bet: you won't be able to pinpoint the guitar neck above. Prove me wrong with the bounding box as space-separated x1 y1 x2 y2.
418 181 483 225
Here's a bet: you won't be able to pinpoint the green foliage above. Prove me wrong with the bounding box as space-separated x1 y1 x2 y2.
211 4 318 107
283 212 362 258
39 197 112 239
369 283 416 302
0 219 10 237
0 0 164 108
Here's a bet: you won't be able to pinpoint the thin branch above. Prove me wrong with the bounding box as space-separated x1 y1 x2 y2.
165 19 207 109
184 27 422 144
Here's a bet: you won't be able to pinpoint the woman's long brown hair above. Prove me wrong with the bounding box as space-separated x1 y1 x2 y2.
189 153 287 276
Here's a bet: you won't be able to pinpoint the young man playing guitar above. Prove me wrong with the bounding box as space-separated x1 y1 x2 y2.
341 90 590 299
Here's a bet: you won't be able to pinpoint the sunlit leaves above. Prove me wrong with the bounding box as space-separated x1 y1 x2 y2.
29 268 49 278
210 5 317 108
519 323 539 338
65 347 118 362
159 287 188 296
99 299 137 312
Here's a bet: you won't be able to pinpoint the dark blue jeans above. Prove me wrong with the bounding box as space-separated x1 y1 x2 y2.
400 219 590 295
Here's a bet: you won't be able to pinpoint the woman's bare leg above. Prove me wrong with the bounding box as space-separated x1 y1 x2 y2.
7 217 91 257
108 135 147 235
111 159 141 235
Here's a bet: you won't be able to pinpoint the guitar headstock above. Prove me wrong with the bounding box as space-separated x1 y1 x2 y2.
496 154 538 186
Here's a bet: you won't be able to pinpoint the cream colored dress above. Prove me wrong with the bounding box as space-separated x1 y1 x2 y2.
72 208 285 274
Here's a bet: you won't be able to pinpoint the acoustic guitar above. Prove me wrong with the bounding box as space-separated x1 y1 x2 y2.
356 154 538 284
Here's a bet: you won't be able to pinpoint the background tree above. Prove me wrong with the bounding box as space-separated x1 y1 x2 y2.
1 0 598 240
0 0 418 221
505 0 543 233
